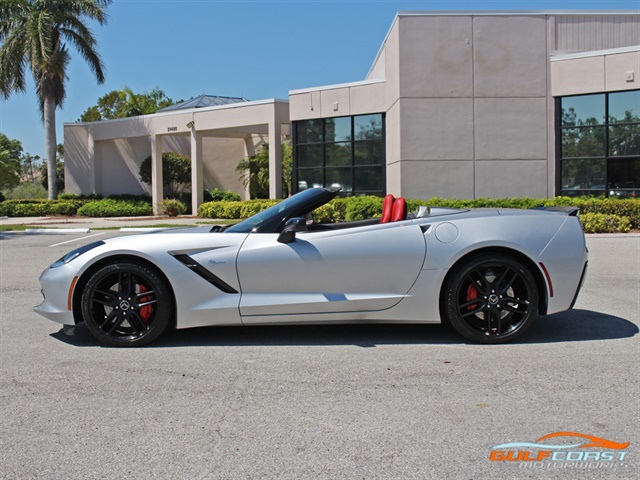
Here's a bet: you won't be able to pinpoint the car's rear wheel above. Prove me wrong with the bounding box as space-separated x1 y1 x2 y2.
80 261 172 347
443 253 538 344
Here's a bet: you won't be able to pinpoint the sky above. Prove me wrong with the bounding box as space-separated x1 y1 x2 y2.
1 0 638 160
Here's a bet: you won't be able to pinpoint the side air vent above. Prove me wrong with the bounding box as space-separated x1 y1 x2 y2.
171 253 238 294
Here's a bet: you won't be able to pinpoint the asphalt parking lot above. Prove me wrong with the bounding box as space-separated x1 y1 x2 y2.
0 230 638 480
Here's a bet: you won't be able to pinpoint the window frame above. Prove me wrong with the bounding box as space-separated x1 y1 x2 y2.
556 90 640 197
293 114 386 197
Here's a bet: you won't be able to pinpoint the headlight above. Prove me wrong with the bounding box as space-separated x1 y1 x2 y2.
50 241 105 268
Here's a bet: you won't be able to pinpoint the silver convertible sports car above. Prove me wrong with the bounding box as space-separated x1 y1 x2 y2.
35 188 588 347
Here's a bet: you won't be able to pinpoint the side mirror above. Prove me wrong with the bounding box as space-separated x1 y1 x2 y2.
278 217 308 244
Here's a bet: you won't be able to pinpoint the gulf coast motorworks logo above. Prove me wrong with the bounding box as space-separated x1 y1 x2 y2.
490 432 629 469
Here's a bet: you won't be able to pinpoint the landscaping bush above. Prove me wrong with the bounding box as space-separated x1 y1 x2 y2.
344 196 384 221
579 213 632 233
76 199 152 217
0 198 79 216
58 192 104 200
240 200 279 219
3 183 48 200
197 201 227 219
159 199 186 217
204 188 241 202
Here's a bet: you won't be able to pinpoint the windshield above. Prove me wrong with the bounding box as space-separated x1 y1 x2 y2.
225 188 339 233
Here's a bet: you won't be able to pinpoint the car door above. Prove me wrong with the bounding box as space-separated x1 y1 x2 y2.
236 221 426 321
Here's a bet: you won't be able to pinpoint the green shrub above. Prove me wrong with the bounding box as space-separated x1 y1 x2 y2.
344 196 384 221
0 198 79 216
204 188 241 202
76 199 152 217
3 183 48 199
240 200 279 219
197 201 227 219
159 199 186 217
107 193 152 203
58 192 104 200
579 213 632 233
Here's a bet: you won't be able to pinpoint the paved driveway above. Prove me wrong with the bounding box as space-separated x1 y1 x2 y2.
0 231 638 479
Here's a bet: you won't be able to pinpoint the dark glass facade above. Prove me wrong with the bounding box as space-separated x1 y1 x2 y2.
293 114 385 196
557 90 640 198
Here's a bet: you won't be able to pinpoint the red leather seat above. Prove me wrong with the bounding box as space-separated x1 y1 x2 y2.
380 194 395 223
391 197 407 222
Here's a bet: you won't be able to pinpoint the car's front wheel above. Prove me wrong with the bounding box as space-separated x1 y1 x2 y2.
80 260 172 347
443 253 539 344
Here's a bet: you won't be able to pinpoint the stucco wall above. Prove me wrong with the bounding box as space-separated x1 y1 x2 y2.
395 14 551 199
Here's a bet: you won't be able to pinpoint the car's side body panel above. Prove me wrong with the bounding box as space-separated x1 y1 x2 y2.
237 221 427 320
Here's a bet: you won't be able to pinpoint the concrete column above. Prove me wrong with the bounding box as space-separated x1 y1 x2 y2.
191 128 203 215
151 135 163 215
87 127 96 194
268 121 282 199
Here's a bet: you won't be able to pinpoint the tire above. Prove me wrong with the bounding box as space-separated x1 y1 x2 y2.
443 253 539 344
80 260 173 347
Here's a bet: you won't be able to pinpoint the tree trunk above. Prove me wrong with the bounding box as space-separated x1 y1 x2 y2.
44 95 58 200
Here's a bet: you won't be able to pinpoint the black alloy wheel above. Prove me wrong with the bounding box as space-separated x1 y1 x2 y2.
80 261 172 347
444 254 539 344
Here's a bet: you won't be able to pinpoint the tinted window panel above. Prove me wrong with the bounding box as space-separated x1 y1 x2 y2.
561 94 605 126
354 140 383 165
296 144 323 168
325 168 352 192
297 168 324 190
354 166 384 192
609 90 640 123
325 117 351 143
561 127 605 158
354 114 383 140
609 124 640 156
561 158 606 191
326 142 351 166
608 158 640 192
296 119 323 144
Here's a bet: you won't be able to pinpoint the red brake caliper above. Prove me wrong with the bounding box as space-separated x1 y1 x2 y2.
466 283 478 311
138 284 152 323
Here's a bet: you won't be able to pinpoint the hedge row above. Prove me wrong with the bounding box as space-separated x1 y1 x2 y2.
198 195 640 232
2 194 638 233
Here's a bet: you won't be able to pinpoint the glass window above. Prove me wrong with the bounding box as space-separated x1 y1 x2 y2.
297 168 324 191
297 144 323 168
608 158 640 193
354 140 384 165
609 90 640 123
326 142 351 166
561 94 605 126
354 166 385 192
326 168 353 192
354 114 383 140
325 117 351 143
558 91 640 198
296 119 323 144
561 127 605 158
609 124 640 156
293 114 385 197
561 158 606 191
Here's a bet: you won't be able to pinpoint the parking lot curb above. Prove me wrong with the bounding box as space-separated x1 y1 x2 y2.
25 228 91 234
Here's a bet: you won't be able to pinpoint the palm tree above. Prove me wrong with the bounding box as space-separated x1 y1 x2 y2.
0 0 112 199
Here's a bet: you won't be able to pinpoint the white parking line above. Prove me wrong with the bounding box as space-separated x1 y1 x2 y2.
49 232 105 247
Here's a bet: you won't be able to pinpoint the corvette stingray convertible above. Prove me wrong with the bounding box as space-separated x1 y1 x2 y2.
35 188 588 347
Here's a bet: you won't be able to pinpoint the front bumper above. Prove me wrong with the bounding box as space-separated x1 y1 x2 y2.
33 263 79 325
